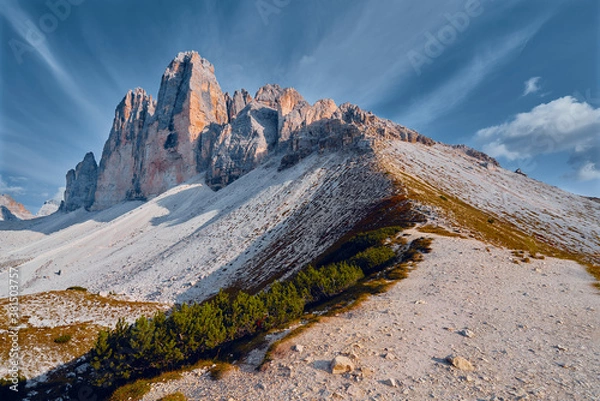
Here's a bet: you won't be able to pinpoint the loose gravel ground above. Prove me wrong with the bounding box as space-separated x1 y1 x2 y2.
143 232 600 401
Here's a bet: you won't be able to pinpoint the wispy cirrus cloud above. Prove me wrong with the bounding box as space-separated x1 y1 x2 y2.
393 16 550 129
0 175 25 195
475 96 600 181
522 76 541 96
0 1 101 119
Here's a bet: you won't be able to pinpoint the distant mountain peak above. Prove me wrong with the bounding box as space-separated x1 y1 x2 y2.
0 193 33 221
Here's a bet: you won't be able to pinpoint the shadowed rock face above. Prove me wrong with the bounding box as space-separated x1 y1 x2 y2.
94 88 156 209
63 51 444 211
207 101 279 190
62 152 98 212
225 89 252 122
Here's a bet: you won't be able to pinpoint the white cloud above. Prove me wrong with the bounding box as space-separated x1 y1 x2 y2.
523 76 541 96
0 175 25 195
475 96 600 181
575 162 600 181
52 187 66 202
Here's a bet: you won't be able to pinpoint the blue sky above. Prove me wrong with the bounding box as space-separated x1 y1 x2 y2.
0 0 598 212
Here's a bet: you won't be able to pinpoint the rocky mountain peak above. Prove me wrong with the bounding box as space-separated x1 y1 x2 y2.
0 194 33 221
254 83 285 108
225 89 252 122
63 51 440 210
62 152 98 212
132 50 228 198
93 88 156 209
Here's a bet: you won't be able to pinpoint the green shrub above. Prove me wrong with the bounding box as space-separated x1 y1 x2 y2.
349 246 396 274
321 226 403 265
89 226 424 395
259 281 304 330
53 334 72 344
230 291 267 338
294 262 364 304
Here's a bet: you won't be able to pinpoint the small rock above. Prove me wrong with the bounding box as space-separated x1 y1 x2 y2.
382 378 398 387
383 352 396 360
415 300 427 305
292 344 304 353
359 366 374 378
257 382 267 390
446 355 475 371
459 329 475 338
330 355 355 374
75 363 89 374
346 384 364 397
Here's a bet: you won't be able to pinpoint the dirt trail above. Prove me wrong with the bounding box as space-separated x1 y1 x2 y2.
144 232 600 401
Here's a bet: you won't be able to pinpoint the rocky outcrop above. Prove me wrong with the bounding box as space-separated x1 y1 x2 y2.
62 152 98 212
452 144 500 167
0 194 33 221
207 101 278 189
225 89 252 122
0 206 18 221
94 88 156 209
254 83 285 109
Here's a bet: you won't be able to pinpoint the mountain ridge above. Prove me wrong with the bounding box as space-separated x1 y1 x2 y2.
60 51 434 212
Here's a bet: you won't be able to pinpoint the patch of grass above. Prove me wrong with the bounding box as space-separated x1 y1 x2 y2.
440 195 448 201
53 334 72 344
0 323 102 378
417 225 464 238
380 159 600 288
208 362 237 380
158 392 187 401
109 379 151 401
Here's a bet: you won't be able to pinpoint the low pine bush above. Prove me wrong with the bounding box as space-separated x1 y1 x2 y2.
89 227 432 395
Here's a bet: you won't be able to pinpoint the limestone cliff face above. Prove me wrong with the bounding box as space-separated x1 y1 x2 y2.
137 51 228 198
62 51 443 211
62 152 98 212
94 88 156 209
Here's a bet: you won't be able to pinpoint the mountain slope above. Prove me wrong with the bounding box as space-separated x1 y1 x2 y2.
0 152 393 303
377 141 600 264
2 138 598 305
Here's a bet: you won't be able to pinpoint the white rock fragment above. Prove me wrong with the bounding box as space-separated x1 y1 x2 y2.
330 356 355 374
